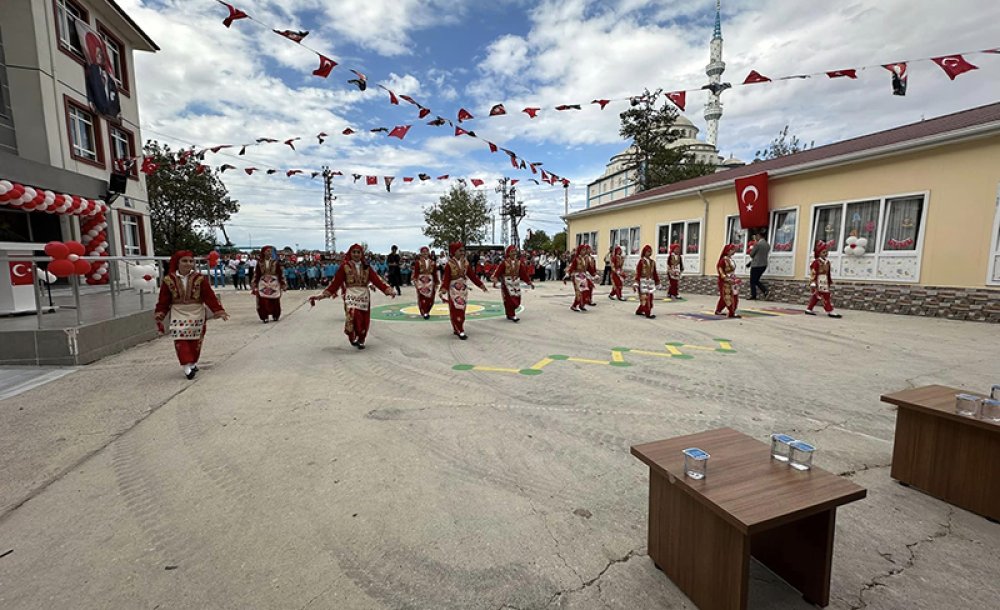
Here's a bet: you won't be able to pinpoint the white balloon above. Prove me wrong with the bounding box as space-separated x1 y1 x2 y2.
856 246 866 256
857 237 868 249
87 229 99 237
91 274 101 281
0 180 12 193
845 236 858 246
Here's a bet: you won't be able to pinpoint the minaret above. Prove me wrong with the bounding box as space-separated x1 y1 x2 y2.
704 0 725 149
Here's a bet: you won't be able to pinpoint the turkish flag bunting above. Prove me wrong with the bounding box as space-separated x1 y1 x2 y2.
743 70 771 84
932 55 978 80
522 107 540 118
244 167 257 175
313 55 337 78
317 132 327 144
457 108 474 122
403 177 414 183
666 91 686 111
734 172 770 229
266 169 277 175
388 125 412 139
490 104 506 116
510 155 519 169
387 89 399 104
220 164 236 173
510 179 519 186
342 128 355 135
418 108 431 119
437 175 449 180
826 69 857 79
591 99 610 109
284 138 298 150
275 29 308 43
561 178 570 187
488 142 498 153
209 145 232 153
221 2 248 28
555 104 581 111
883 63 908 96
471 179 484 187
9 262 33 286
455 126 469 136
287 170 303 177
366 176 377 186
984 48 1000 54
384 177 394 192
399 94 417 105
529 163 540 175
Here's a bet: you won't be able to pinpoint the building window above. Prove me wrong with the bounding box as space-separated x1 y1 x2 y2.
846 199 879 249
686 221 701 254
812 205 843 252
108 124 137 177
990 184 1000 285
881 196 923 251
725 215 749 251
98 24 129 95
628 227 640 255
119 212 144 256
770 209 797 252
575 231 597 250
65 97 104 167
55 0 88 58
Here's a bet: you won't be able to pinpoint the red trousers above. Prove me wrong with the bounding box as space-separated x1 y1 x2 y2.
501 287 521 318
571 283 593 309
667 278 679 298
416 292 435 316
716 280 739 317
173 327 205 365
636 294 654 316
447 301 466 334
609 273 623 299
256 296 281 321
808 291 834 312
344 306 371 343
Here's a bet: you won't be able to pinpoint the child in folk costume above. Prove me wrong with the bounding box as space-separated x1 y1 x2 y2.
491 245 535 322
714 244 742 318
633 244 660 319
581 245 599 306
805 242 843 318
608 245 626 301
666 243 685 299
251 245 286 323
413 246 439 319
154 251 230 379
309 244 394 349
564 245 596 312
440 242 488 339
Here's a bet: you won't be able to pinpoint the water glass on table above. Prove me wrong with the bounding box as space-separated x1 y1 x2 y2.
770 434 795 462
682 448 710 480
789 441 815 471
955 394 982 418
980 399 1000 423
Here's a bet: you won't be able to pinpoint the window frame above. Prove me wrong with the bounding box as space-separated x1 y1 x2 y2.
64 95 105 168
118 210 146 257
96 22 130 97
54 0 89 64
108 123 138 179
628 226 640 255
988 183 1000 286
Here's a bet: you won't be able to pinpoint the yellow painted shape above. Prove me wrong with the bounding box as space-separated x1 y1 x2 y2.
680 344 715 351
718 341 734 351
665 345 683 356
530 358 555 370
630 349 673 358
472 366 521 374
567 357 612 366
611 351 625 362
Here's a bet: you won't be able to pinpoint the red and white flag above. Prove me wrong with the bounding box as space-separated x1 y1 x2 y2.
591 99 611 109
883 62 908 96
220 2 248 28
388 125 412 140
471 179 484 187
932 55 978 80
489 104 507 116
522 107 540 118
387 89 399 104
454 126 469 136
274 29 308 43
457 108 474 122
666 91 686 111
743 70 771 84
365 176 377 186
487 142 498 153
313 55 336 78
826 69 857 79
734 172 770 229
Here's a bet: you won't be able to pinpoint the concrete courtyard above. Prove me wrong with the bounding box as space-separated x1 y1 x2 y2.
0 281 998 609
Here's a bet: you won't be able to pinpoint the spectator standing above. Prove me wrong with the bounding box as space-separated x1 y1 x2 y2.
602 246 613 285
747 232 771 300
387 245 403 295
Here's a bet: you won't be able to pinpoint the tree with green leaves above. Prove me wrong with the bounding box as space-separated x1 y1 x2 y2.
551 231 567 252
754 125 814 161
523 229 551 252
618 88 716 191
144 140 240 256
422 184 491 248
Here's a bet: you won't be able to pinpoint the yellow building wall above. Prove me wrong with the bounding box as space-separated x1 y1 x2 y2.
570 136 1000 288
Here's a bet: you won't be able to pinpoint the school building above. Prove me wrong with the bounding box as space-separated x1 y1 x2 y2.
566 102 1000 323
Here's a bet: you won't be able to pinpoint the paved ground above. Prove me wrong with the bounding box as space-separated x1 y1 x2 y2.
0 281 998 609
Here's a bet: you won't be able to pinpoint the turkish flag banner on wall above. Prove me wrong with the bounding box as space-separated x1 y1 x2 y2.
9 261 33 286
735 172 770 229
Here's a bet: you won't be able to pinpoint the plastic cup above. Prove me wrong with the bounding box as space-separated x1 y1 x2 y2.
955 394 982 418
789 441 815 471
682 448 710 480
980 399 1000 423
770 434 795 462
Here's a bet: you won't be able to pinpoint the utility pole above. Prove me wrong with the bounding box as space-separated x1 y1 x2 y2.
563 181 569 235
495 178 526 248
323 166 337 253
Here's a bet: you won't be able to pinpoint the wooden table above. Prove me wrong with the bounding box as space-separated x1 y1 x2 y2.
881 384 1000 521
631 428 866 610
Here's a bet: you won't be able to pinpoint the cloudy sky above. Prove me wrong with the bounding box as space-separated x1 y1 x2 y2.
119 0 1000 252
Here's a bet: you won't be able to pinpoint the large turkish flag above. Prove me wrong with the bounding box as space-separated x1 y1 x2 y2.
735 172 770 229
9 261 33 286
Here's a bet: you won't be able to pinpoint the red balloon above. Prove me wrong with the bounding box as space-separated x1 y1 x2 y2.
48 259 75 278
74 259 92 275
10 184 25 199
65 240 86 256
44 241 70 259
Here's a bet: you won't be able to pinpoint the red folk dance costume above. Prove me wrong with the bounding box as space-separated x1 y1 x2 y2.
318 244 392 348
714 244 742 318
440 242 487 339
491 245 534 321
252 245 286 323
608 246 626 301
565 245 597 311
414 247 439 319
806 243 843 318
634 245 659 318
154 251 227 375
666 243 684 299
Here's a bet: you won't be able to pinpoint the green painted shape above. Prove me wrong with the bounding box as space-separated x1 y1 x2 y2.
548 354 570 360
716 348 737 354
609 361 632 367
452 364 476 371
611 347 631 352
519 368 544 376
665 341 685 346
712 338 732 342
371 300 513 322
671 354 695 360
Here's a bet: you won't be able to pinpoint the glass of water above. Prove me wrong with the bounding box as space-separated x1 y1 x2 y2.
980 399 1000 423
955 394 982 418
770 434 795 462
682 448 710 480
789 441 815 471
991 385 1000 401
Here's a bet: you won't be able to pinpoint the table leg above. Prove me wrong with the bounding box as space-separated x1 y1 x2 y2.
647 469 750 610
750 509 836 607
